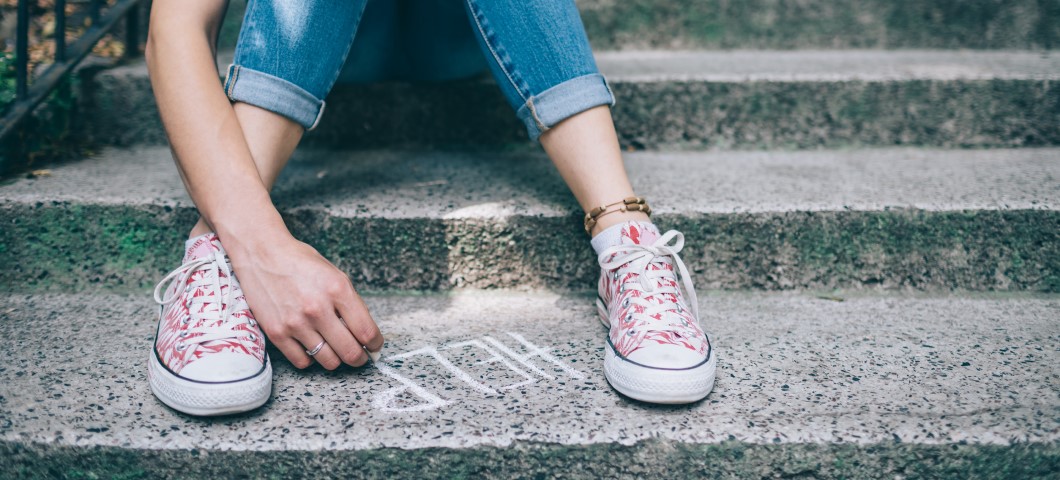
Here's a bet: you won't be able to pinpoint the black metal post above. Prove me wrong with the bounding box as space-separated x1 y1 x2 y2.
15 0 30 99
89 0 102 25
55 0 67 62
2 0 146 145
124 2 140 58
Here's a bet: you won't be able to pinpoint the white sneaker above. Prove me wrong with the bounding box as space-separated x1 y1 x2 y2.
148 233 271 416
596 222 716 404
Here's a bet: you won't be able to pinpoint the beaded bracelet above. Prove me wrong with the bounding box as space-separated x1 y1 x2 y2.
583 196 652 234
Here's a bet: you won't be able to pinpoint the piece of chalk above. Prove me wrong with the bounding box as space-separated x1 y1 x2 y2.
367 348 381 363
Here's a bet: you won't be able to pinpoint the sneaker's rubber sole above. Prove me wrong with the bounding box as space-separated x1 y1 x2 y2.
148 352 272 416
597 299 716 404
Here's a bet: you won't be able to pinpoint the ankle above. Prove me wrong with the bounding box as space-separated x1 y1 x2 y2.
189 218 212 239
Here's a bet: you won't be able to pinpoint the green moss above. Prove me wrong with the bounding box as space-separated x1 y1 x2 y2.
102 221 154 263
0 204 1056 293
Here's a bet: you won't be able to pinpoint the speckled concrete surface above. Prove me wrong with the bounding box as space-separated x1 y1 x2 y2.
1 147 1058 292
1 291 1056 453
578 0 1060 50
86 51 1060 149
2 146 1058 214
218 0 1060 51
594 50 1060 82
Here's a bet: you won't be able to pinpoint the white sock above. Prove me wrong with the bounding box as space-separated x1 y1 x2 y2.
591 221 660 255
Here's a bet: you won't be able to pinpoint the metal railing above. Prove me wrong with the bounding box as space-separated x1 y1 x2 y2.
1 0 144 142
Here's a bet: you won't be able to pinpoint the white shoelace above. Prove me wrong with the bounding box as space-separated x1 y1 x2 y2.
153 250 256 354
598 230 699 330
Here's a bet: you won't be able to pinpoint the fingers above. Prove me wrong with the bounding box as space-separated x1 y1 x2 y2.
255 263 381 370
270 305 374 370
294 317 367 370
316 313 369 367
296 333 343 371
335 287 384 353
272 336 314 370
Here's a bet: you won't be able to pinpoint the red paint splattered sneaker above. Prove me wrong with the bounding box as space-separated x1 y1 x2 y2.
148 233 271 416
596 222 716 404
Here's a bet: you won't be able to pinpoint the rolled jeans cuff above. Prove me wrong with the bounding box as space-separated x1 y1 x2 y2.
516 73 616 142
223 64 327 131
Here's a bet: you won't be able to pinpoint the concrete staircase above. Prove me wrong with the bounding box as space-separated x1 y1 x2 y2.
2 0 1058 477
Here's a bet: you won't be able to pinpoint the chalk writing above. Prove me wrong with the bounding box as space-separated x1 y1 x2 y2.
483 332 585 380
372 332 584 413
443 339 536 391
372 363 451 413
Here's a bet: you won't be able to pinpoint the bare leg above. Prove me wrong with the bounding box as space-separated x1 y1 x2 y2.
548 107 713 405
539 105 649 236
148 0 382 372
188 104 303 238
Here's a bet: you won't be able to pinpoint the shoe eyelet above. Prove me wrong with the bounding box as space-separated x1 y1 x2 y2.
181 318 190 325
622 298 630 309
175 342 187 352
246 333 257 342
247 319 256 327
178 331 189 338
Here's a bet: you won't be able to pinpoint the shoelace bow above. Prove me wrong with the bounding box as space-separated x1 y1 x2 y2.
598 230 700 334
153 250 256 354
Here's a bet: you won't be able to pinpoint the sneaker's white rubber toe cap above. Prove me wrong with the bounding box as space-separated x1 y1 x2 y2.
604 342 716 404
179 352 265 382
626 343 708 370
149 352 271 416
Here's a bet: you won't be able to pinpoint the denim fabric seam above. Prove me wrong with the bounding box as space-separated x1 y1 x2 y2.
603 76 617 107
224 65 240 98
525 99 548 134
308 101 326 130
463 0 530 104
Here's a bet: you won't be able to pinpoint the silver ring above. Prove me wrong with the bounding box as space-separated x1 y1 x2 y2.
305 340 326 356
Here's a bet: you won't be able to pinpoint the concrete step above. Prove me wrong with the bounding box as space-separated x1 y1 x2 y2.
217 0 1060 51
1 146 1057 293
577 0 1060 50
0 291 1056 477
88 50 1060 149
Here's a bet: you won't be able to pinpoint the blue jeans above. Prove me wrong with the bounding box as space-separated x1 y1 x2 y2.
224 0 615 141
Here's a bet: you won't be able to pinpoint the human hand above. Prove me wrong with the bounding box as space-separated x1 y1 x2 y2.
228 236 383 370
